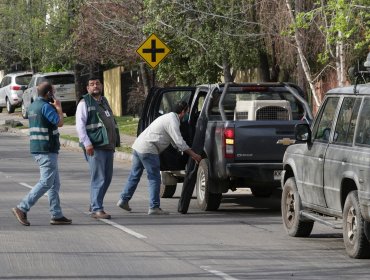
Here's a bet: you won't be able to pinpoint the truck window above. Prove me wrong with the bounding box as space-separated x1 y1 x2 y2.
355 97 370 146
333 97 361 145
158 90 191 115
312 97 340 142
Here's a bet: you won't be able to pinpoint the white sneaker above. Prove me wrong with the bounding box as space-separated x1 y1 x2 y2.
148 208 169 215
117 199 131 211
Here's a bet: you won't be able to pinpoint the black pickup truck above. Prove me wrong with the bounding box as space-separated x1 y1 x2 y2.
138 83 312 213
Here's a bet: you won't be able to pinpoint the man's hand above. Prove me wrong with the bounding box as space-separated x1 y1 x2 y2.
185 149 202 164
192 153 202 164
85 144 94 156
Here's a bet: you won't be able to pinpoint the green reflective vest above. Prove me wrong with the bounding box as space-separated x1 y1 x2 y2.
28 99 60 153
82 94 120 148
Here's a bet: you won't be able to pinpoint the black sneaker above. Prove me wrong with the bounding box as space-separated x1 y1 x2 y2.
50 216 72 225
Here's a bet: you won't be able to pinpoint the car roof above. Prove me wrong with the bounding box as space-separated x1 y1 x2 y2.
326 84 370 95
5 71 33 77
35 71 74 77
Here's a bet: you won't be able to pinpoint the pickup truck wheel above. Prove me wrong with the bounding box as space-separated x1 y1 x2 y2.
160 184 176 198
6 98 15 113
343 191 370 259
281 177 314 237
196 159 222 211
250 186 273 197
21 101 28 119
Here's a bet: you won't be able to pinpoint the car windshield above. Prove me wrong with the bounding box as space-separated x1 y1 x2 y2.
44 74 75 85
15 75 32 85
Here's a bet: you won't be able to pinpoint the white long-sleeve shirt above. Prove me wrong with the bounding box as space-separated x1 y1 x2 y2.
75 99 93 147
133 112 190 154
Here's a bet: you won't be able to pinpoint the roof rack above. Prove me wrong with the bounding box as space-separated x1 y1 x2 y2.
353 70 370 94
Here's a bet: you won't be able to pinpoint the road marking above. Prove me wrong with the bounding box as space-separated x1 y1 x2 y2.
200 266 238 280
19 182 147 239
19 182 34 190
98 218 147 239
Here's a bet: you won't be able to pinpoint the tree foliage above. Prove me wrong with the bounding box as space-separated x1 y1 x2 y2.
0 0 79 73
0 0 369 104
143 0 260 85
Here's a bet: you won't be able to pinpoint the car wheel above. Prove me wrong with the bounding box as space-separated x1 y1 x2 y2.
196 159 222 211
250 186 274 197
21 101 28 119
281 177 314 237
343 191 370 259
160 184 177 198
0 107 3 113
6 98 15 113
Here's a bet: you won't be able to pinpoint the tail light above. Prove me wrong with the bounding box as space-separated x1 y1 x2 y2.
223 127 235 158
11 85 21 90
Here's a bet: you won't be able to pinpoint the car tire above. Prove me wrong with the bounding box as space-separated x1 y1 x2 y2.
196 159 222 211
21 101 28 119
343 191 370 259
250 186 274 197
281 177 314 237
160 184 177 198
0 107 3 113
6 98 15 113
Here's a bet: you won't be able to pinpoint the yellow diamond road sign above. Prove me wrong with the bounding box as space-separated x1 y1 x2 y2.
136 34 171 69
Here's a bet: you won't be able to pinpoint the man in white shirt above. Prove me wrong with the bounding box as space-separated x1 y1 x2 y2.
117 101 202 215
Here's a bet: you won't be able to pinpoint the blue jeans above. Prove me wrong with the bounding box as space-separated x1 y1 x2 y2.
120 150 161 209
18 153 63 219
86 149 114 212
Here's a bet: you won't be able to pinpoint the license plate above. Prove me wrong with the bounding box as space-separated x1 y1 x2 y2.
274 170 282 180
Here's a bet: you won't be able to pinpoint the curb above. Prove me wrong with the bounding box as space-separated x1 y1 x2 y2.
4 126 133 162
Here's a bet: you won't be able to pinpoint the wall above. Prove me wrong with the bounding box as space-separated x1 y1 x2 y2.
103 66 124 116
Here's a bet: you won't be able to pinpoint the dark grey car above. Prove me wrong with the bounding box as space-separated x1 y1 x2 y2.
281 83 370 258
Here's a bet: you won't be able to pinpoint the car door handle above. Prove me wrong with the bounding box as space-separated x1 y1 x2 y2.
342 158 347 165
318 154 324 162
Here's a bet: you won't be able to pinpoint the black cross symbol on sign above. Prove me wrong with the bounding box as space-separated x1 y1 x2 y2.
142 39 165 62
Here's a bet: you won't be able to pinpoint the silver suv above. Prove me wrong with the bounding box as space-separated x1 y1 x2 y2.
281 83 370 258
0 72 32 113
22 71 77 118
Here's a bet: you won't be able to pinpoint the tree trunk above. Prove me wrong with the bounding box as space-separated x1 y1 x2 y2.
139 62 151 97
336 33 345 87
270 41 280 82
258 50 270 82
74 63 85 101
286 0 320 107
223 58 234 83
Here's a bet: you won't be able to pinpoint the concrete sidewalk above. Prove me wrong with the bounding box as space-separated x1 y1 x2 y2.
2 121 135 161
57 125 135 161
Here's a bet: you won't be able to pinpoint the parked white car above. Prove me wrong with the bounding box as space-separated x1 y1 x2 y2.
0 72 32 113
22 71 77 119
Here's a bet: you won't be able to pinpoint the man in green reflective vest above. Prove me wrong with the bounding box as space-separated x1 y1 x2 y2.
12 81 72 226
76 76 120 220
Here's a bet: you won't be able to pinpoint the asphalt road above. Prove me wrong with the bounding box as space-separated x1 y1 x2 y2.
1 112 370 279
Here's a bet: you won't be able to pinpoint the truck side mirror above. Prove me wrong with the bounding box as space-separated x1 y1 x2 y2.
295 123 311 143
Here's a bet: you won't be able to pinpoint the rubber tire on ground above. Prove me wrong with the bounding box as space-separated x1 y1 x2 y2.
250 186 274 197
196 159 222 211
0 107 2 113
281 177 314 237
6 98 15 113
343 191 370 259
160 184 176 198
21 101 28 119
